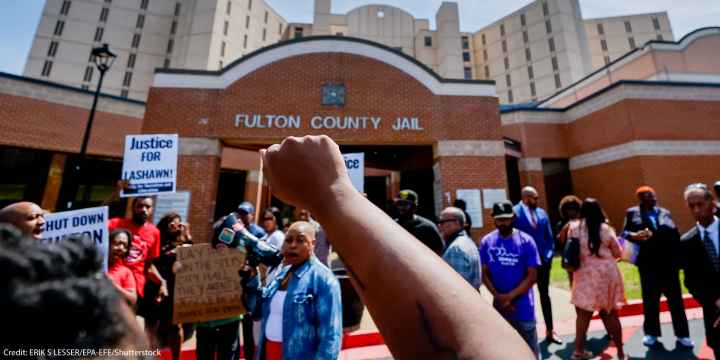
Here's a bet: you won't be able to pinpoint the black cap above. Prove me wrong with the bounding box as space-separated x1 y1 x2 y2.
395 189 418 205
492 201 515 219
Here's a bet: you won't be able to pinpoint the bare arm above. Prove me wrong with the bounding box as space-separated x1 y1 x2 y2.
112 281 138 305
507 267 537 300
262 136 533 359
481 264 499 297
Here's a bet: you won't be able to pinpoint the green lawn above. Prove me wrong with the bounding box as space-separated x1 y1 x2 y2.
550 257 687 300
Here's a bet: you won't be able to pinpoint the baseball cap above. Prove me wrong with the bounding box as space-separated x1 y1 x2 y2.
492 201 515 219
395 189 418 205
635 185 656 196
237 202 255 214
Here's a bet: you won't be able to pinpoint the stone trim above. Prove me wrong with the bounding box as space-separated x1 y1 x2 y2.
518 158 543 172
435 140 505 157
0 76 145 118
179 138 221 156
570 140 720 170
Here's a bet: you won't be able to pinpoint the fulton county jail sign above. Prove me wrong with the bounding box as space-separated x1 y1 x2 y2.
121 134 178 197
234 114 424 131
42 206 110 271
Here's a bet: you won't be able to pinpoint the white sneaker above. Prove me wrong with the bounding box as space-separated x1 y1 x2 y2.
677 337 695 348
643 335 658 346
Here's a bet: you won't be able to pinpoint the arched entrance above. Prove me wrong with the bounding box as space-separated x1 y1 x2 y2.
143 36 507 242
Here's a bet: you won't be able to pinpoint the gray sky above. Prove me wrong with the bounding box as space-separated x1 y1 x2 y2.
0 0 718 75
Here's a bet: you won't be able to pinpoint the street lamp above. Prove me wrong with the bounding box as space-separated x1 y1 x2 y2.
64 43 116 210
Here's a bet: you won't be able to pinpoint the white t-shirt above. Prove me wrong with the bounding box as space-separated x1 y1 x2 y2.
265 290 287 342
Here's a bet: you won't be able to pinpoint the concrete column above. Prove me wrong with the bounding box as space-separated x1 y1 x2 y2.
41 153 67 211
177 137 222 244
518 157 549 211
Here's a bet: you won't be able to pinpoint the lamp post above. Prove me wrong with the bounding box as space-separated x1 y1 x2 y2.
63 43 116 210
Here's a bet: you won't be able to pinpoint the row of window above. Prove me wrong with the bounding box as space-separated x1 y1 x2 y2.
596 17 663 36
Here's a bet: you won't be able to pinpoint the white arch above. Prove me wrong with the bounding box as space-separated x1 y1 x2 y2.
152 38 496 97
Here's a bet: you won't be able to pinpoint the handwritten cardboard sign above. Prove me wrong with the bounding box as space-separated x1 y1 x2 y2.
172 244 247 324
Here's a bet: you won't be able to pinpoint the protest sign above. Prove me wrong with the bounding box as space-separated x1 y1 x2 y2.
42 206 109 271
173 244 247 324
343 153 364 193
121 134 178 197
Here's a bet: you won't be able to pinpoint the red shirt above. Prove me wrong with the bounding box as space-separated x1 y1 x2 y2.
107 261 136 291
109 217 160 297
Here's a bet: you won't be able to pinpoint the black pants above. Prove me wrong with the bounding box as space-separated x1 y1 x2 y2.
639 267 689 338
702 305 720 358
242 315 255 360
195 320 240 360
537 261 554 332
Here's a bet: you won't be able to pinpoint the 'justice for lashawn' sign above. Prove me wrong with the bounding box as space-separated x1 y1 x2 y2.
234 114 425 131
121 134 178 197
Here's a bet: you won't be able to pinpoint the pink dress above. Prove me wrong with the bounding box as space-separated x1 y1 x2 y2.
570 221 626 313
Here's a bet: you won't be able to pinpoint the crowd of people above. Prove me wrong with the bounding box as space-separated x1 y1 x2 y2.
1 135 720 360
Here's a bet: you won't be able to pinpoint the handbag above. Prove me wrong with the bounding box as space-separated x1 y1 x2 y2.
562 225 581 271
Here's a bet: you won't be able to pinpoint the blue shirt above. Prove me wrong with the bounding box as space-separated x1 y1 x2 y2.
480 229 541 321
513 203 554 263
442 231 481 289
252 257 342 360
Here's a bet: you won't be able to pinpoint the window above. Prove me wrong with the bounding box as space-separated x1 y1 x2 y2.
41 60 53 77
481 33 486 45
123 71 132 87
530 82 536 96
226 1 231 15
506 74 512 87
174 2 181 16
104 0 111 3
220 41 225 56
47 41 59 57
545 20 552 34
294 27 303 38
60 0 71 15
520 14 526 27
243 34 248 48
548 37 555 52
523 31 528 43
483 49 488 61
94 27 104 42
132 33 141 48
464 67 472 80
245 15 250 29
262 28 266 41
500 24 505 37
527 65 534 79
140 0 148 10
656 34 664 41
223 21 229 35
554 73 562 88
248 0 252 10
501 40 507 53
542 1 549 16
462 52 470 62
99 7 109 22
279 23 283 35
121 89 129 98
484 65 489 78
551 56 558 71
525 48 532 61
264 11 268 24
167 39 174 53
601 39 607 51
624 21 632 33
83 66 93 82
462 36 469 49
127 53 136 68
54 20 65 36
597 23 604 35
81 85 89 90
136 14 145 29
170 20 177 35
424 36 432 47
335 32 343 36
504 57 509 70
164 58 170 68
652 17 660 30
393 47 402 52
603 55 610 65
508 90 514 103
628 37 636 49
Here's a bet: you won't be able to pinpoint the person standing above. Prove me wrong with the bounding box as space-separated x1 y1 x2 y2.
513 186 561 344
569 199 626 360
622 186 693 348
107 228 137 306
262 207 285 250
394 189 445 255
680 183 720 358
250 221 343 360
453 199 473 234
0 201 46 240
713 181 720 217
481 201 541 358
294 208 331 265
438 207 481 289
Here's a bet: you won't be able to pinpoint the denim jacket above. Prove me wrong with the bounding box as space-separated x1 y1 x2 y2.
252 256 342 360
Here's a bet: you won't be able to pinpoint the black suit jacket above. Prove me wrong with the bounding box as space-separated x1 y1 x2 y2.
680 226 720 308
622 206 681 270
